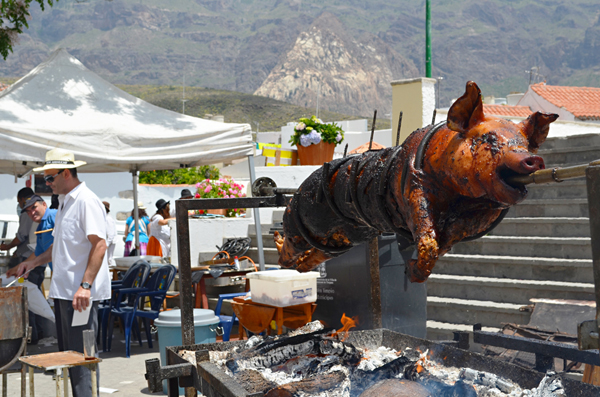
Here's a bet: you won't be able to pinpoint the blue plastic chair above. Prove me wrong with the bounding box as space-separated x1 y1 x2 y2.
215 292 247 341
107 264 177 357
99 261 151 352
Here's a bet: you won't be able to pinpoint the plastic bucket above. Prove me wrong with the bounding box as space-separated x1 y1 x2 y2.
154 309 220 395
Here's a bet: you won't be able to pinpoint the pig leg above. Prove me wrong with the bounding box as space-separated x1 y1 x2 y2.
274 231 332 272
404 189 439 283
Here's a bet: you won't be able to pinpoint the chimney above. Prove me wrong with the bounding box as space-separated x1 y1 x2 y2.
391 77 437 146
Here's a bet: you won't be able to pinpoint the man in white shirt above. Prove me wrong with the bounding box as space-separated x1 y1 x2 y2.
15 149 110 397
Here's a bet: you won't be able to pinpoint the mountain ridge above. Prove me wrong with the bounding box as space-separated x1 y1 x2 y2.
1 0 598 117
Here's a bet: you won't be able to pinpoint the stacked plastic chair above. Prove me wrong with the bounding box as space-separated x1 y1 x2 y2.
107 264 177 357
99 261 151 352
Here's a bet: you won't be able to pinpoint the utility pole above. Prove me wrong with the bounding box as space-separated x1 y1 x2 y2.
182 74 188 115
425 0 432 78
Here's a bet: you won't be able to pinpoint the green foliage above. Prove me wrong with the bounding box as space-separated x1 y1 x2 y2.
0 0 55 60
139 165 219 185
289 116 344 147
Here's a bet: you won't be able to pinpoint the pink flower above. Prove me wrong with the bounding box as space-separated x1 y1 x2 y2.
204 186 211 193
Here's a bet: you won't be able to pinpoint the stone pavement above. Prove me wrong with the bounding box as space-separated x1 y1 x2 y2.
2 330 164 396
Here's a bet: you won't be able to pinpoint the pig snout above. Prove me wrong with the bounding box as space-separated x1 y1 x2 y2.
505 154 545 174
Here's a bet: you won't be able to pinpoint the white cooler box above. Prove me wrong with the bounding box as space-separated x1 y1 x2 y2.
247 269 319 307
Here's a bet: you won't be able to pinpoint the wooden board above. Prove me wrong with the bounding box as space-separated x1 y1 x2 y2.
19 351 101 370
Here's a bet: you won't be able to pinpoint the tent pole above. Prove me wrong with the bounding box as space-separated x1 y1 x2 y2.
248 155 265 271
132 169 140 253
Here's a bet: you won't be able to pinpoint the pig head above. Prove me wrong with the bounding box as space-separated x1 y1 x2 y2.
275 81 558 282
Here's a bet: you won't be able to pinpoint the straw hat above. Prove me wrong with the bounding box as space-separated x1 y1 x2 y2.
137 202 147 210
33 148 87 172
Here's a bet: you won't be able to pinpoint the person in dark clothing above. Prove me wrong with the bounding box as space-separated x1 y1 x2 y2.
50 194 60 209
1 187 35 269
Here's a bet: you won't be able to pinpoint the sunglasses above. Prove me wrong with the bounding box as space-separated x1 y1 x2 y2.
43 169 65 183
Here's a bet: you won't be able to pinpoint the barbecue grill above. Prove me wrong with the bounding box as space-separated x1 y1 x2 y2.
145 328 600 396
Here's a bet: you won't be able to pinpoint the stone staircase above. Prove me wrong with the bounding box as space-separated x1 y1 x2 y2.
427 133 599 340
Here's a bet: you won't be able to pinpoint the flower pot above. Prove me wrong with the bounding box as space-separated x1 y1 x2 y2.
207 209 227 216
296 142 336 166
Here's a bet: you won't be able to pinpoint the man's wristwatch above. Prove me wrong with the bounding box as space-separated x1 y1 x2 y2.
80 282 92 290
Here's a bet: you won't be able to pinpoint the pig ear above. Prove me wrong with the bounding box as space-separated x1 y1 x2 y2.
519 112 559 153
447 81 485 134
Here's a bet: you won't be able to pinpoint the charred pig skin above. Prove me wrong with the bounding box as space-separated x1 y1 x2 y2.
274 81 558 282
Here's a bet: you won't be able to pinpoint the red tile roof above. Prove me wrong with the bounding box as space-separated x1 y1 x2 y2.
483 104 533 118
349 141 386 154
530 83 600 120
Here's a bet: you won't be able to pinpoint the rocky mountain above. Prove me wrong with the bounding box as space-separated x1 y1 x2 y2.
1 0 599 119
254 13 417 116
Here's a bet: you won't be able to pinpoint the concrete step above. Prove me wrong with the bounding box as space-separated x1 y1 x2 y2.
525 179 588 200
426 320 500 342
245 246 281 265
427 274 595 304
248 231 277 248
491 217 590 238
542 134 600 151
434 253 593 283
451 235 592 259
427 296 531 328
538 145 600 167
506 198 588 218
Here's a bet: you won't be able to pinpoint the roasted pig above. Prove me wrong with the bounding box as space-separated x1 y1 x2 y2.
275 81 558 282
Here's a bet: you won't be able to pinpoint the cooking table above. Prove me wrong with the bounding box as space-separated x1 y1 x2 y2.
232 295 316 336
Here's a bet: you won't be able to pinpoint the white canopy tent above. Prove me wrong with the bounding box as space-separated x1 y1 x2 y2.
0 49 265 264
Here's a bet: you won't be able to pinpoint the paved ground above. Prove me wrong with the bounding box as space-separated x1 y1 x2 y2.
3 330 165 396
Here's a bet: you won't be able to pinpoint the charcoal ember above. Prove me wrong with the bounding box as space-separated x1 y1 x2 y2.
318 338 362 366
352 355 413 395
405 364 477 397
252 328 333 355
358 379 432 397
234 369 278 394
226 329 336 373
226 339 318 373
273 354 341 377
264 370 348 396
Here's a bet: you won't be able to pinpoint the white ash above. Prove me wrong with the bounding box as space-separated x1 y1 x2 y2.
179 334 565 397
236 340 317 370
287 320 325 337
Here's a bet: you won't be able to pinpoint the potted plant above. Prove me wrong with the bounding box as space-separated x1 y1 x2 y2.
194 178 246 217
289 116 344 165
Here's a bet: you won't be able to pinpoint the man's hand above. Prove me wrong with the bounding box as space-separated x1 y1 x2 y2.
73 287 91 312
0 243 8 251
9 259 37 278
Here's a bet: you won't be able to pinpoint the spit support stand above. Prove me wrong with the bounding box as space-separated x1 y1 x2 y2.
579 165 600 354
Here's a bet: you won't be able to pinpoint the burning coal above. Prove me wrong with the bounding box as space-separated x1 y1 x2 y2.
179 321 565 397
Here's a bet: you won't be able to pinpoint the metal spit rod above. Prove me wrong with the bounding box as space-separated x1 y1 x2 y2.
507 159 600 186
